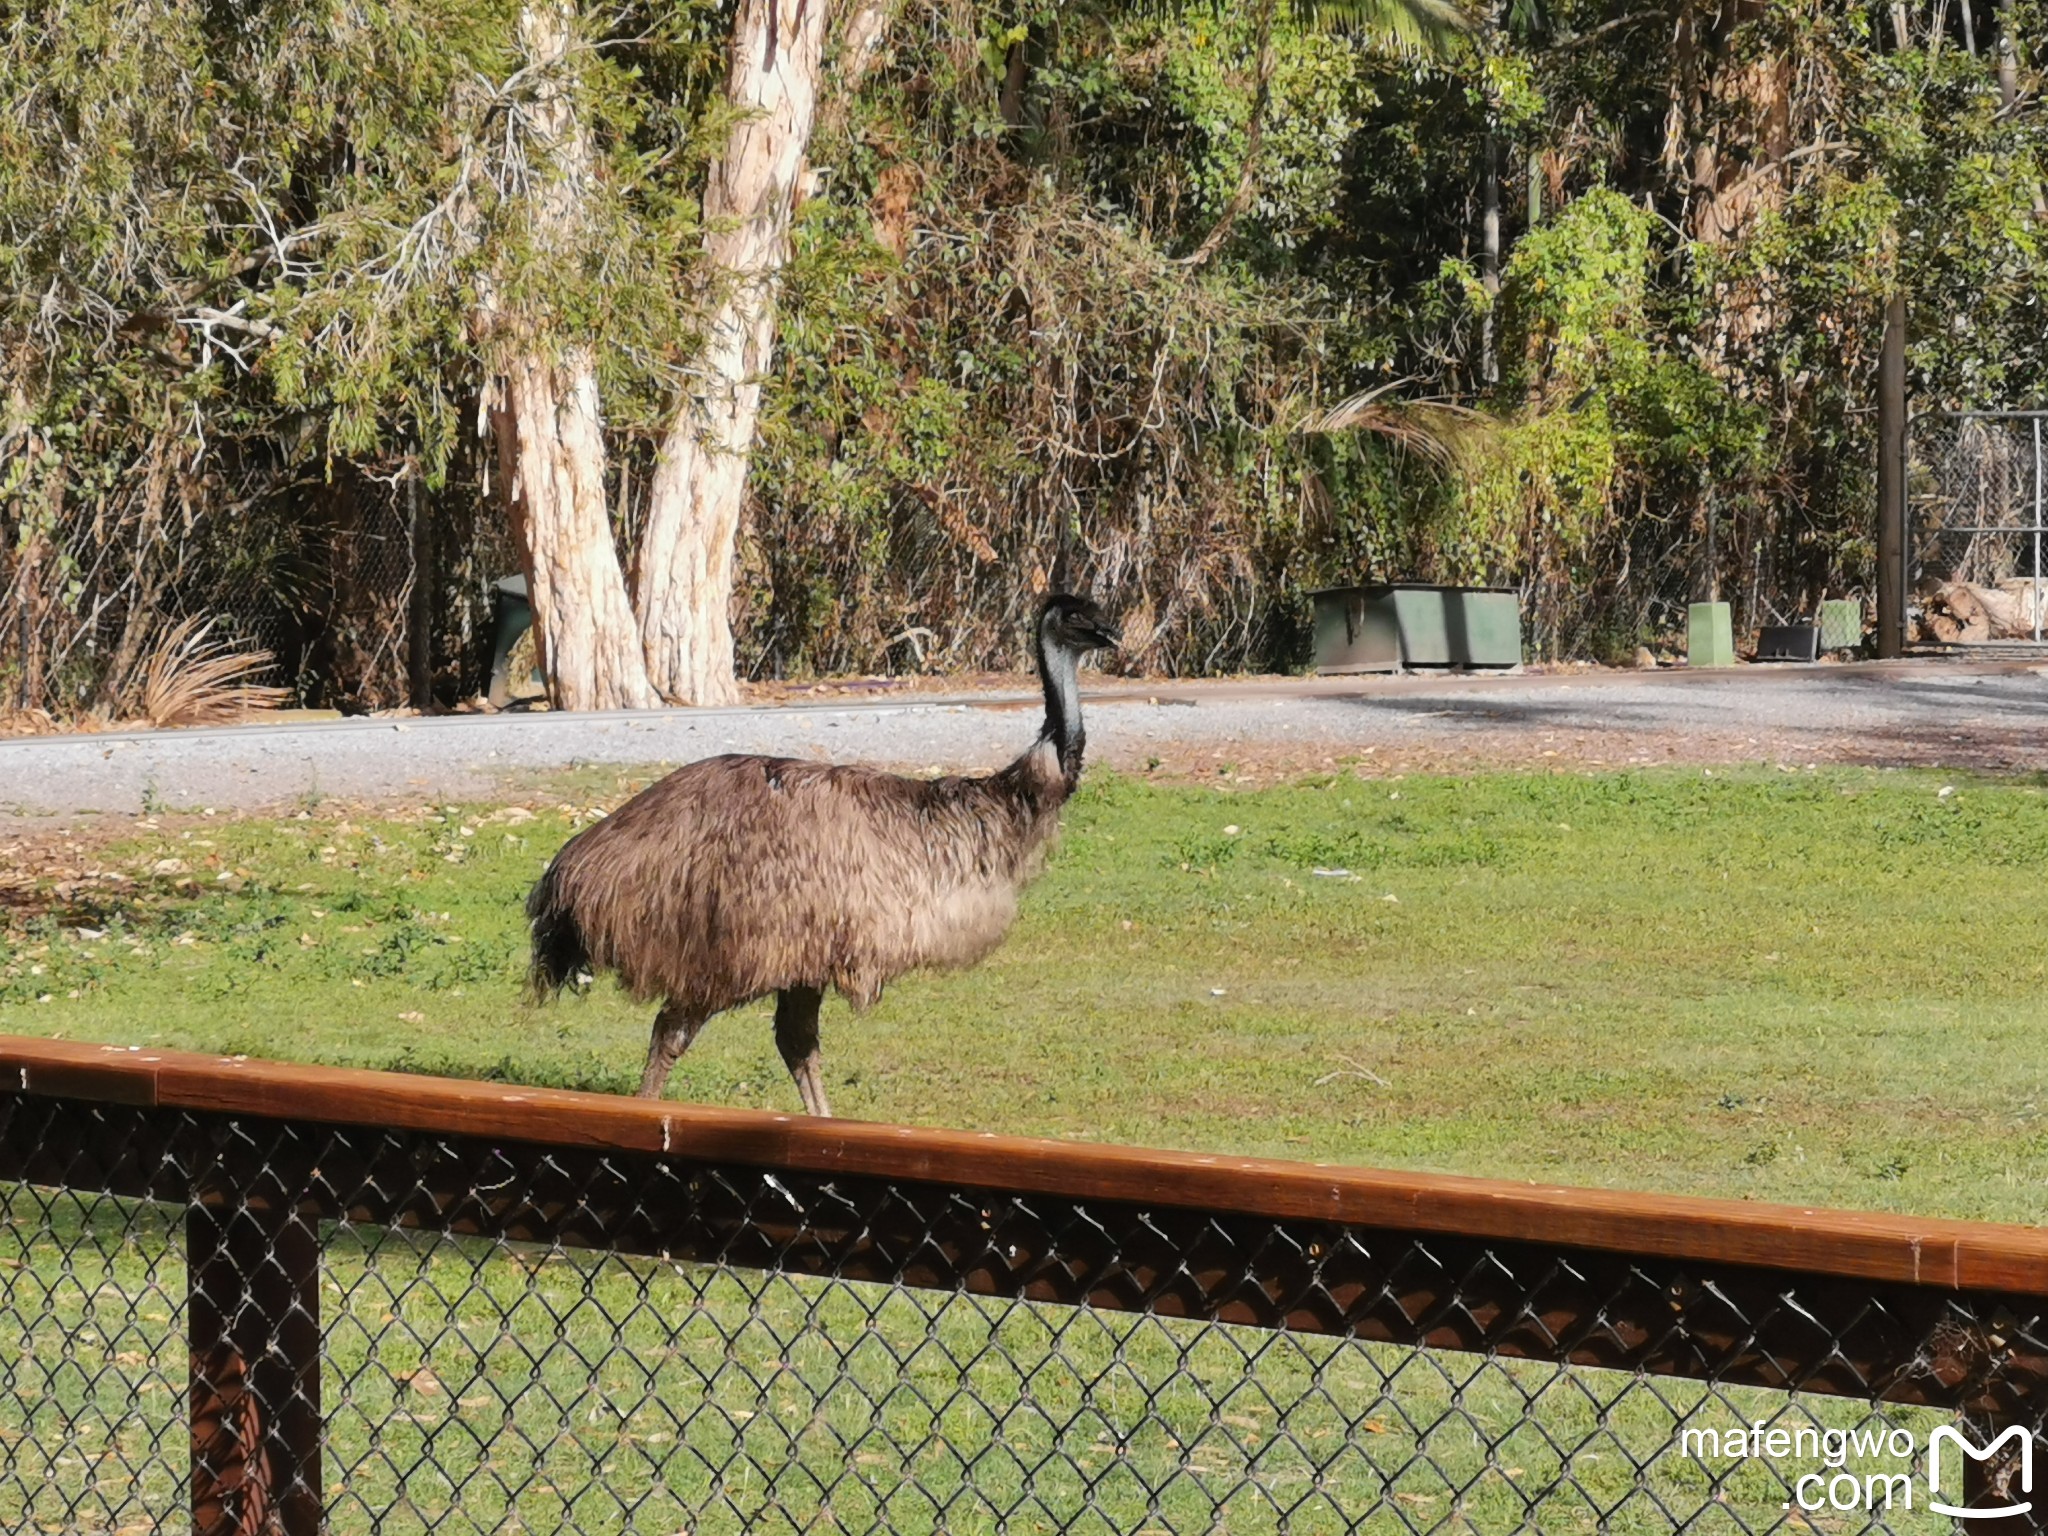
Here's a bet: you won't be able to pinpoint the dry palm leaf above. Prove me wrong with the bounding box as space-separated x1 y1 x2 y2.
1299 380 1491 471
0 707 66 738
138 617 290 728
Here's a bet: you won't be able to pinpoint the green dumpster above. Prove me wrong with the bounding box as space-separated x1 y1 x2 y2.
1310 584 1523 673
1378 584 1523 669
1442 587 1523 668
1308 587 1402 674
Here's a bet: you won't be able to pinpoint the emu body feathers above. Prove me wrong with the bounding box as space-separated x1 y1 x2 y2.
526 594 1119 1114
527 741 1066 1014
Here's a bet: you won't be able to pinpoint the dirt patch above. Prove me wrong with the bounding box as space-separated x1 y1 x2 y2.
0 822 162 930
1098 721 2048 787
741 671 1035 704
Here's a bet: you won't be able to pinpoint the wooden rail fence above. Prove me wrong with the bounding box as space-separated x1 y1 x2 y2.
0 1035 2040 1533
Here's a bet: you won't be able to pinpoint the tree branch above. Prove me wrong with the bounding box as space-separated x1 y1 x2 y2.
1555 9 1663 50
1174 0 1278 270
187 306 279 340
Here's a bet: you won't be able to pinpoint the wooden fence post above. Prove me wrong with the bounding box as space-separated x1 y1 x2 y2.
1957 1337 2043 1536
189 1173 322 1536
1958 1414 2040 1534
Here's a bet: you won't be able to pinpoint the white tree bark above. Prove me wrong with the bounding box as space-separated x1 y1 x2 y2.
483 1 657 711
839 0 894 80
636 0 827 705
490 350 658 709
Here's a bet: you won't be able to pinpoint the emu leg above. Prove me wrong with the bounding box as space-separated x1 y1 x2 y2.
773 986 831 1117
638 1001 707 1099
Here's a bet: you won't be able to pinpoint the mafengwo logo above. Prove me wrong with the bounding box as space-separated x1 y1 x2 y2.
1927 1424 2033 1521
1679 1420 2034 1518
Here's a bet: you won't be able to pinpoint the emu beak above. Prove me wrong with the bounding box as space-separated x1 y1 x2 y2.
1080 619 1120 652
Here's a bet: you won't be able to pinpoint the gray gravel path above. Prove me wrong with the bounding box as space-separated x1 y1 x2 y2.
5 659 2047 820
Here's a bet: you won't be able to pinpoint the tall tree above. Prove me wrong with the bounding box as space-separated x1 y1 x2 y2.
482 1 660 710
635 0 829 705
636 0 1463 706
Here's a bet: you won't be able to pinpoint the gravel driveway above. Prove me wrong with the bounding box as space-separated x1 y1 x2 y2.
4 659 2046 821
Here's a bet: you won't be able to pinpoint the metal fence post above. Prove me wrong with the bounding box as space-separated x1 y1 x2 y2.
2034 418 2043 645
1876 290 1907 658
189 1158 322 1536
407 468 434 710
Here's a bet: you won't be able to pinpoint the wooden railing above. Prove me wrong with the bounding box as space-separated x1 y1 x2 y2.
0 1035 2040 1533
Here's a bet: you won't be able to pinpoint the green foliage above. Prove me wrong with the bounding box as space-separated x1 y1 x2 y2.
1145 15 1376 257
741 0 2048 671
1497 189 1654 395
1413 193 1774 643
0 0 728 711
6 0 2047 691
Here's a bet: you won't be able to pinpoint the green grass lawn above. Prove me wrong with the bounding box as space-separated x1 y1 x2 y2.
1 763 2024 1533
6 762 2047 1223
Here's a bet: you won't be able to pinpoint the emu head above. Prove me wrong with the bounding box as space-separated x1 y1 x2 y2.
1038 594 1120 660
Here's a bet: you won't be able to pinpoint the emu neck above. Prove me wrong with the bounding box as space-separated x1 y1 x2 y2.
1037 641 1086 791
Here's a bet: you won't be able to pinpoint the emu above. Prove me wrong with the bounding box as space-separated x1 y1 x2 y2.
526 593 1120 1115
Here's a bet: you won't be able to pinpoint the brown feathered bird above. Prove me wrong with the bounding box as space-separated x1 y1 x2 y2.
526 593 1120 1114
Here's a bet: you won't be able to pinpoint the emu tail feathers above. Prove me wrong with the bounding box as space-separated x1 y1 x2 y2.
525 860 591 999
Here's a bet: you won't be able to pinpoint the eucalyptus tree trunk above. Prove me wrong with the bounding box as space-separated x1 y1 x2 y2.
1479 128 1500 387
635 0 827 706
839 0 895 81
1999 0 2019 104
485 0 657 711
489 349 657 710
1680 0 1791 249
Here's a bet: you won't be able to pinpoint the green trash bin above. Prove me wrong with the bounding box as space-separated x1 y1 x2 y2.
1818 599 1863 653
1688 602 1735 668
486 575 540 706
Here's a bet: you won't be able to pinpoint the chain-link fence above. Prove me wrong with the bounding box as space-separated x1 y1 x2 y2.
0 1038 2041 1535
300 465 518 713
1909 410 2048 647
1 438 517 721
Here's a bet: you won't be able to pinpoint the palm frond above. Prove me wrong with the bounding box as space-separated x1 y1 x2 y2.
1119 0 1472 56
136 617 291 729
1295 0 1472 53
1299 380 1491 469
